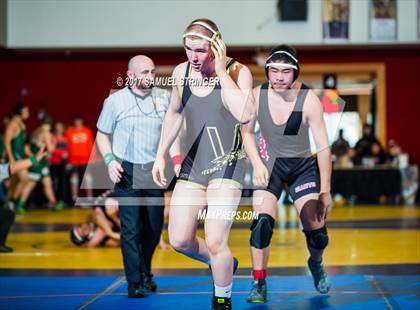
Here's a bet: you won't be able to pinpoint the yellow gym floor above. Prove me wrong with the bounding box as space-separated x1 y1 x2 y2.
1 205 419 270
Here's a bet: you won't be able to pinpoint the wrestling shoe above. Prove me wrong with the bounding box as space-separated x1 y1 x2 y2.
308 258 331 294
212 296 231 310
246 279 267 303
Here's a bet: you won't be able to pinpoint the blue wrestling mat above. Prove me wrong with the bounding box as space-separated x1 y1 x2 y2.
0 275 419 309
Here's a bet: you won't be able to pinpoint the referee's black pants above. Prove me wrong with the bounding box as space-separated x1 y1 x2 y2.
0 207 15 246
114 160 164 286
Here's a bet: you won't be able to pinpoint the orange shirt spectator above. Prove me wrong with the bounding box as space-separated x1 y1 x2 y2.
65 116 94 166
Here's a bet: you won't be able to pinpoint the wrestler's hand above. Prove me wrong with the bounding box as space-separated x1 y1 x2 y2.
318 192 333 221
252 162 269 188
109 232 120 241
108 160 123 184
173 164 181 178
211 37 227 77
152 155 167 188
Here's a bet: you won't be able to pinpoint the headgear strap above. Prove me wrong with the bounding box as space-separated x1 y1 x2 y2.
266 50 298 64
265 63 298 70
183 32 213 42
183 21 220 42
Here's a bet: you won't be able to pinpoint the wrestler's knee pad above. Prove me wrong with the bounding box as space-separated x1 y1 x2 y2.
303 226 329 250
250 213 275 249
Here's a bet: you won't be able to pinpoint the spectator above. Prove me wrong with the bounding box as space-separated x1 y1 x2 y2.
369 141 387 165
50 121 69 204
347 148 360 166
354 123 380 162
65 114 94 202
4 103 30 210
387 139 402 167
16 116 63 214
0 115 11 163
0 115 11 204
331 129 350 167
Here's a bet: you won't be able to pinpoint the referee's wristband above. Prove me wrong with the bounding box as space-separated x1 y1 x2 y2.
104 153 116 166
29 155 37 166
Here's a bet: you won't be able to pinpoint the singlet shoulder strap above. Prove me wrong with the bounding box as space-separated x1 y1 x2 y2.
184 62 191 78
226 58 236 70
258 82 269 116
294 83 310 111
259 83 269 103
259 82 269 98
284 83 310 135
181 62 192 108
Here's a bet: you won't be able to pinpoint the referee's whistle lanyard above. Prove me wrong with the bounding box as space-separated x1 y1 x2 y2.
132 87 163 121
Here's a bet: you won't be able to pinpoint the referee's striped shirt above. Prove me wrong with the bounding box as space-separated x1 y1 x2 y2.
97 87 170 164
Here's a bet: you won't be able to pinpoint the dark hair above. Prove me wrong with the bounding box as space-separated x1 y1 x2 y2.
267 45 298 65
14 102 26 115
41 115 53 126
73 113 83 121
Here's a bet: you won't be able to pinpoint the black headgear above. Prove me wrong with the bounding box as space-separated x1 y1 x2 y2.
264 45 300 81
70 226 93 246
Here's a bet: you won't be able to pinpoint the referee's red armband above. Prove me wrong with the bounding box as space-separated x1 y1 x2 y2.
171 155 182 166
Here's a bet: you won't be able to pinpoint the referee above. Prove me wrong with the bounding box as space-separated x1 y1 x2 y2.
96 55 180 298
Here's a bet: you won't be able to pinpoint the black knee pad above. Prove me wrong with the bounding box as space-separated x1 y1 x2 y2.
250 213 275 249
303 226 329 250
